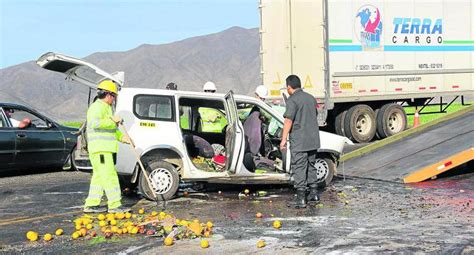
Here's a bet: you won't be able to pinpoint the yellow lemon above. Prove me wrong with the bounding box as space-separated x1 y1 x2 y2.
111 226 119 233
122 228 128 234
110 220 117 226
99 220 107 227
138 209 145 215
151 211 158 216
200 239 209 248
97 214 106 221
125 212 132 219
164 237 174 246
43 234 53 241
55 229 63 236
86 224 93 230
27 231 38 241
257 240 266 248
273 220 281 229
72 232 80 240
206 221 213 229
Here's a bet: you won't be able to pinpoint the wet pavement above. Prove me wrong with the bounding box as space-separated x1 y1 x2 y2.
0 167 473 254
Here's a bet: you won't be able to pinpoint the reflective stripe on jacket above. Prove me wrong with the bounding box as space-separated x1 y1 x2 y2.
86 100 123 154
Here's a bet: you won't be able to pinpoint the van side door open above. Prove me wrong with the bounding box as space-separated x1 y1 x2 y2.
224 91 244 174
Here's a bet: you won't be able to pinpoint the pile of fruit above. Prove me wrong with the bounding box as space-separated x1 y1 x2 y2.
26 209 214 248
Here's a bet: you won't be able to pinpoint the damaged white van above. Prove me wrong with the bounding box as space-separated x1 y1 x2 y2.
37 52 350 201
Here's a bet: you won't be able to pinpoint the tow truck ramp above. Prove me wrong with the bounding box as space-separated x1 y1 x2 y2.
339 106 474 183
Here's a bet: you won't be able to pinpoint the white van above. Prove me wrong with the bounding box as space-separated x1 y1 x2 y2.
37 52 350 200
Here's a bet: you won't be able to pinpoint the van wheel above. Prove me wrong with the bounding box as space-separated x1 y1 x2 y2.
139 161 179 201
314 156 336 189
344 104 376 143
376 103 407 139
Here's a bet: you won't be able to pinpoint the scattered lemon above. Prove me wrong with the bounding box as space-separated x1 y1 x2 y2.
131 227 139 234
26 231 36 240
164 237 174 246
115 213 125 220
72 232 80 240
27 231 38 241
122 228 128 234
111 226 119 233
116 229 123 235
257 240 266 248
273 220 281 229
200 239 209 248
151 211 158 216
43 233 52 241
79 228 87 237
206 221 213 229
97 214 106 221
86 224 93 230
99 220 107 227
125 212 132 219
138 209 145 214
110 219 117 226
55 229 63 236
204 231 211 238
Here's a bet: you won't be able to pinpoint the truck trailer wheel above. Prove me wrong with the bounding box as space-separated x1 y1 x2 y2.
344 104 376 143
376 103 407 139
139 161 180 201
334 109 348 137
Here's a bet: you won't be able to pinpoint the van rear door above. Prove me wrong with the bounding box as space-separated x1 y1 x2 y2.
36 52 124 89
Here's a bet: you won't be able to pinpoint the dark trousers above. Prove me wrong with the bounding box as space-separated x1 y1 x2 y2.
290 149 318 191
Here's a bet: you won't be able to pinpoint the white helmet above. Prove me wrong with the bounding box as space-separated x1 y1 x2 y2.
203 81 216 92
255 85 268 99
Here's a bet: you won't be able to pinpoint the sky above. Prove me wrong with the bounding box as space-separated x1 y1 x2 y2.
0 0 259 69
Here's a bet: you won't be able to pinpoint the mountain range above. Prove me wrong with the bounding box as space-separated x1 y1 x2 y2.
0 26 260 121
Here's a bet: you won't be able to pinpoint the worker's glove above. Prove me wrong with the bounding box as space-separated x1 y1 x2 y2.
121 134 133 145
111 115 123 124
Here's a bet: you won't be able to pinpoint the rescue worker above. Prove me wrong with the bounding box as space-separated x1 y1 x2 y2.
280 75 320 209
202 81 216 93
254 85 284 137
166 82 178 90
83 80 132 213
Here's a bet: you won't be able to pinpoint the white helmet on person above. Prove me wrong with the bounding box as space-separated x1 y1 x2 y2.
203 81 217 92
255 85 268 99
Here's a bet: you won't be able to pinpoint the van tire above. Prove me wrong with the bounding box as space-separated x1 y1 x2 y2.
314 156 336 189
139 161 179 201
376 103 407 139
344 104 376 143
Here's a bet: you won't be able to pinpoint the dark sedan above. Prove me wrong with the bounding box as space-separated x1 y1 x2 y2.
0 103 78 172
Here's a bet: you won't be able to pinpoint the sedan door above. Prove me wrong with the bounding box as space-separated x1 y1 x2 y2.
224 91 244 174
0 109 15 171
12 109 66 169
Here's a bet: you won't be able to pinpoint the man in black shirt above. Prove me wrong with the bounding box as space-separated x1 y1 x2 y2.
280 75 321 208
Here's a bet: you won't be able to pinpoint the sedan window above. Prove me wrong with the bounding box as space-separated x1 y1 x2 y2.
5 108 49 128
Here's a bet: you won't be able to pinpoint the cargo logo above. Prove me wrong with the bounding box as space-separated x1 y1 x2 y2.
355 5 383 49
392 18 443 44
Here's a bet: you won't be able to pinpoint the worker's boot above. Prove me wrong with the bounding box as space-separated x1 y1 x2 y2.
307 186 320 204
287 189 307 208
83 205 107 213
108 205 131 213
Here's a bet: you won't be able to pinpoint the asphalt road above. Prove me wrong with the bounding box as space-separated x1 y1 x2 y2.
0 167 472 254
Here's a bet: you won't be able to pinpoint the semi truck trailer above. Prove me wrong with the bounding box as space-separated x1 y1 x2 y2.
260 0 474 143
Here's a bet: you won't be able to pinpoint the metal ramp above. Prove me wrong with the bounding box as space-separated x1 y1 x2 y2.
339 106 474 183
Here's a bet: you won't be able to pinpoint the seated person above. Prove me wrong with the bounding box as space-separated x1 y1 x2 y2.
184 134 214 158
4 109 20 127
243 107 263 156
